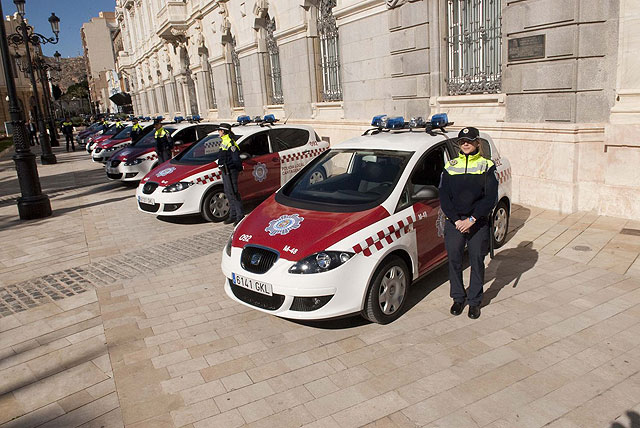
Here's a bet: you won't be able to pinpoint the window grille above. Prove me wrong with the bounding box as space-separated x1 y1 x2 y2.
230 37 244 107
266 17 284 104
446 0 502 95
317 0 342 101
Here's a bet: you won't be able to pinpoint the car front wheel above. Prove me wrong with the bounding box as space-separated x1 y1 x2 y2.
201 187 229 222
362 255 410 324
492 200 509 248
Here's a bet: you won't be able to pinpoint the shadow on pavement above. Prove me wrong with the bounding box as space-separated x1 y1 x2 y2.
612 411 640 428
483 240 538 307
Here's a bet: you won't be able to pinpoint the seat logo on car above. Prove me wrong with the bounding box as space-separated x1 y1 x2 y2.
156 167 176 177
265 214 304 236
250 253 262 265
253 162 267 183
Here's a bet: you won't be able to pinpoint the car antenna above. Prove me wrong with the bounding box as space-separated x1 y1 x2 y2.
283 112 293 124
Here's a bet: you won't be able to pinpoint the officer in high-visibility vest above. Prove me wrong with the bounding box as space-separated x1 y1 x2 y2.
439 127 498 319
217 123 244 225
61 117 74 152
115 119 126 131
130 118 143 143
153 119 173 163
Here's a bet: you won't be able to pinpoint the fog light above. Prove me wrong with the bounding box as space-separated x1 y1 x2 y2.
125 172 138 178
290 295 333 312
163 203 183 212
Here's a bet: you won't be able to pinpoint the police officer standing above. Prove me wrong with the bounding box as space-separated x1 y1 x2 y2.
217 123 244 225
439 127 498 319
61 117 74 151
153 119 173 163
115 119 126 132
130 118 143 143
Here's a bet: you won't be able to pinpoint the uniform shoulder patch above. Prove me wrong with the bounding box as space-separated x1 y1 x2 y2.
449 159 458 166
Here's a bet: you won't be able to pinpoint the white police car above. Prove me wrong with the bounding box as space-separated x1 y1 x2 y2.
221 114 512 324
135 115 328 220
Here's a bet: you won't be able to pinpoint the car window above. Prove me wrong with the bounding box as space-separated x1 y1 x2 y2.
173 134 223 164
131 126 178 148
268 128 309 151
174 127 198 144
199 124 219 135
239 131 271 156
112 125 133 140
397 145 447 211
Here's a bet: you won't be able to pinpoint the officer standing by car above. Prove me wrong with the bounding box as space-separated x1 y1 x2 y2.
130 118 143 143
153 119 173 164
61 117 75 152
217 123 244 225
439 127 498 319
115 119 126 131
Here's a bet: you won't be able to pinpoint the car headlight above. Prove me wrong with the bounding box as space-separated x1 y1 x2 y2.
162 182 194 192
124 158 144 166
288 251 354 274
225 231 234 256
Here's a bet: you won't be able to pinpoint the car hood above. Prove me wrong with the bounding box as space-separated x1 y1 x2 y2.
140 161 218 185
92 135 111 144
232 194 390 261
112 146 154 162
99 138 130 149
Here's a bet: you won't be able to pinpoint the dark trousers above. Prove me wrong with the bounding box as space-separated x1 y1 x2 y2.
157 147 172 163
444 220 490 307
222 169 243 220
65 134 74 151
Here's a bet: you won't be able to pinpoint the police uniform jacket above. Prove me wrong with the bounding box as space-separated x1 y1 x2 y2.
154 127 173 152
439 151 498 222
130 124 143 142
218 134 242 172
61 121 73 136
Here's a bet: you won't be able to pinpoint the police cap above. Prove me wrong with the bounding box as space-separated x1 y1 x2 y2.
458 127 480 141
217 123 232 133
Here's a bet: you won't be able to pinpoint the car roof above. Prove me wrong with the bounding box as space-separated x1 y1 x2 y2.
333 130 457 152
204 123 316 138
163 121 217 132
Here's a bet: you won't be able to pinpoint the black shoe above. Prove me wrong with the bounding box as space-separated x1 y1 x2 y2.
468 305 481 319
223 217 234 225
450 301 464 316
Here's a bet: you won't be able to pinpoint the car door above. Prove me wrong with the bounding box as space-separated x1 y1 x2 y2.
268 127 311 185
398 144 449 275
171 126 198 156
236 131 280 200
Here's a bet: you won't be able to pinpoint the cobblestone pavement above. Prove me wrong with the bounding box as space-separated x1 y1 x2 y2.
1 146 640 427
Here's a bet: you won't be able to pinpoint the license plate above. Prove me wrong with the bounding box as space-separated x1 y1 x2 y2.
138 196 154 205
232 273 272 296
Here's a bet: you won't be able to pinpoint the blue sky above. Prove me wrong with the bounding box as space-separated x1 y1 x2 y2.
1 0 116 58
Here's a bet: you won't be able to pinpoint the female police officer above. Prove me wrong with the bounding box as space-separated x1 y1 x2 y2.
439 127 498 319
217 123 244 225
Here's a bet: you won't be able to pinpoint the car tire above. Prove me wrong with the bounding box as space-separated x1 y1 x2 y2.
492 200 510 248
309 166 326 184
362 255 410 324
201 186 229 222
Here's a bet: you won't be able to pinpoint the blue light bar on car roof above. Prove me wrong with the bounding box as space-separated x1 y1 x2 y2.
237 115 251 125
430 113 449 128
385 116 405 129
144 116 151 121
173 116 184 122
371 114 386 127
264 114 276 123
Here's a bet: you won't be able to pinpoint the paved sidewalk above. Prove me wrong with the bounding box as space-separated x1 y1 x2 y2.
1 146 640 427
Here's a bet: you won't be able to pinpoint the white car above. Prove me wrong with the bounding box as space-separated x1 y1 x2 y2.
105 122 218 183
220 114 513 324
135 116 328 220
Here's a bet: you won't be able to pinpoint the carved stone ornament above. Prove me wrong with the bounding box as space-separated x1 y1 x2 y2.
386 0 406 9
254 0 268 18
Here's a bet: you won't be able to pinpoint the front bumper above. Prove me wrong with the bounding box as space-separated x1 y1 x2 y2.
221 246 374 320
135 182 204 215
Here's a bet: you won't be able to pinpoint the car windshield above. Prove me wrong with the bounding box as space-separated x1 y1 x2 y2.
103 126 120 136
131 126 177 148
87 123 102 132
173 133 244 164
278 149 413 212
112 125 133 140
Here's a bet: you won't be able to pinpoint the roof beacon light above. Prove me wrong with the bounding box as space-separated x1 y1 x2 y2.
264 114 276 123
173 116 184 123
237 115 251 125
252 116 263 123
144 116 151 121
371 114 387 127
430 113 449 128
409 117 425 128
385 116 405 130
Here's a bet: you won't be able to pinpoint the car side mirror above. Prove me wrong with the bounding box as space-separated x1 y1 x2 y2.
239 152 249 160
412 185 439 201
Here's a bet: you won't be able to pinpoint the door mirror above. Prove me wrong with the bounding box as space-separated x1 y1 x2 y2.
412 185 439 201
239 152 250 160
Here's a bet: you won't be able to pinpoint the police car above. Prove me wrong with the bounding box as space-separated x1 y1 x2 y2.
91 122 154 164
105 121 218 183
77 122 107 150
134 115 328 220
86 123 123 155
220 114 512 324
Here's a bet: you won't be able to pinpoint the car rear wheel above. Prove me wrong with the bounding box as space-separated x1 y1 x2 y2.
201 186 229 222
309 167 326 184
363 255 409 324
492 200 509 248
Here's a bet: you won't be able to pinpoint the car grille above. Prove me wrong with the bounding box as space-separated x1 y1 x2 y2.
240 246 279 274
138 201 160 212
142 182 158 194
107 172 122 180
111 160 121 167
229 281 285 311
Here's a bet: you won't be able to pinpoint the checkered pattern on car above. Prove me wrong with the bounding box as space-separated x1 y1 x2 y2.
352 215 416 257
280 147 329 163
145 153 158 161
192 169 222 185
496 167 512 185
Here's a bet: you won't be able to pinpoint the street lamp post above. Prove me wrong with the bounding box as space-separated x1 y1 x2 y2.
7 1 60 164
0 0 51 219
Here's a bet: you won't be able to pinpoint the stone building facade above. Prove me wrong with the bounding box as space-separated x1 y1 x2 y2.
115 0 640 219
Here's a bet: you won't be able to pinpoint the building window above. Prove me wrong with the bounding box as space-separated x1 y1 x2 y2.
317 0 342 102
265 16 283 105
230 37 244 107
446 0 502 95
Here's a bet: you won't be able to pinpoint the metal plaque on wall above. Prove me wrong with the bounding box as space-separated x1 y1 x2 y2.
508 35 546 61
